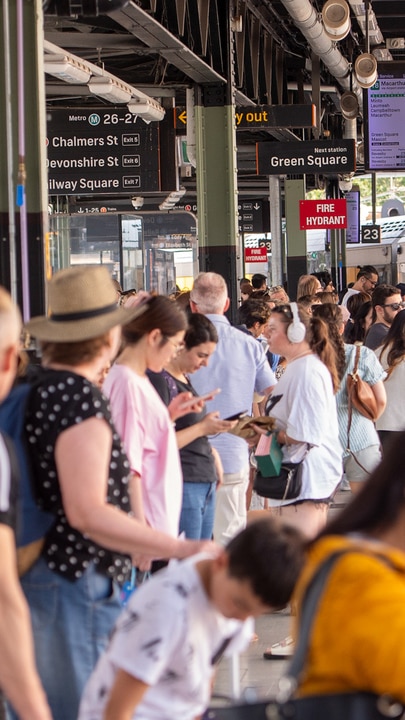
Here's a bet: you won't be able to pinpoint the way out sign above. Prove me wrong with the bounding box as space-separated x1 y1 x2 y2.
299 199 347 230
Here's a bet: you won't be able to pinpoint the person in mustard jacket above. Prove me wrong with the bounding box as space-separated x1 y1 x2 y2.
292 430 405 703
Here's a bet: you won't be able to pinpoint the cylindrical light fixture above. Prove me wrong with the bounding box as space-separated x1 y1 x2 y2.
354 53 378 88
340 91 359 119
322 0 351 41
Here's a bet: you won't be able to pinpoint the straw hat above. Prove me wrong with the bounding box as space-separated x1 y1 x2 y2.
25 266 145 342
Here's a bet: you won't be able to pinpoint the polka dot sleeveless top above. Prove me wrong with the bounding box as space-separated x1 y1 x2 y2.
25 369 132 583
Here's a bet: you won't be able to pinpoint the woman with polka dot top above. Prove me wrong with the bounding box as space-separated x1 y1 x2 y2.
19 267 216 720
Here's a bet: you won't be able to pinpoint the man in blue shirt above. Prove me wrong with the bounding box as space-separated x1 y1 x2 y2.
190 273 276 544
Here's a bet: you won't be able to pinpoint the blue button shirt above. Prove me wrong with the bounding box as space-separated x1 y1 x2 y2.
191 314 276 474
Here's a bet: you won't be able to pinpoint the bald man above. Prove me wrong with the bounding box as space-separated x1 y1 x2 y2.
0 288 52 720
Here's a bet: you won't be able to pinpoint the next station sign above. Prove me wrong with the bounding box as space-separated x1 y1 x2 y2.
299 199 347 230
257 140 355 175
46 109 160 195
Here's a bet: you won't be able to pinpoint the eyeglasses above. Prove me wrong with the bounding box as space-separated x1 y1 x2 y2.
165 336 186 353
364 276 377 287
382 302 405 311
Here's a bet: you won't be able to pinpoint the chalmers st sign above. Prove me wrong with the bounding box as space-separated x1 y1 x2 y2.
256 140 356 175
46 109 160 195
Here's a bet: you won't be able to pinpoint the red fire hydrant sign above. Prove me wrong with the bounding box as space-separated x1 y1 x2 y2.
244 247 268 263
299 199 347 230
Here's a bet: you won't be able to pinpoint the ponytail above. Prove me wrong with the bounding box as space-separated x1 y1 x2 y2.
308 316 340 393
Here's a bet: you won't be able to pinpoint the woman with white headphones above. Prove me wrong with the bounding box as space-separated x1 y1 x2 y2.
262 303 342 531
256 302 342 658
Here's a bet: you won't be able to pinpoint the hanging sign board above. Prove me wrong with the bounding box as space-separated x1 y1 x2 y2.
345 190 361 244
299 199 347 230
244 247 268 263
46 108 160 195
256 140 355 175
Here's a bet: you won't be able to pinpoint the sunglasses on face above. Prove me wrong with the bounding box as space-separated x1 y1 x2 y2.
382 302 405 311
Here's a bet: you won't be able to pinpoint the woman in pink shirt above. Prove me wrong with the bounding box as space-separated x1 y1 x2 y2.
103 295 202 553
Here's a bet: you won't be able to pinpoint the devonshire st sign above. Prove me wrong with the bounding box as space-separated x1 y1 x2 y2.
256 139 355 175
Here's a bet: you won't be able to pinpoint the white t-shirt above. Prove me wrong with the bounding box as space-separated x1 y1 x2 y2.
341 287 360 308
103 364 182 536
265 354 342 506
78 556 252 720
376 347 405 432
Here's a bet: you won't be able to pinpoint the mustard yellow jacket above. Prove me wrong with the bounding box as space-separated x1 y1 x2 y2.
293 535 405 702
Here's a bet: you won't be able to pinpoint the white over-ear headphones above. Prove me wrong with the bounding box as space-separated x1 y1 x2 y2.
286 302 306 343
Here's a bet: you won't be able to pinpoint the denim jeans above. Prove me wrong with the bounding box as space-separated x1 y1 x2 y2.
12 558 121 720
179 481 216 539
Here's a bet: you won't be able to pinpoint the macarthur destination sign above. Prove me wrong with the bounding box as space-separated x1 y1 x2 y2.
46 109 160 195
256 139 355 175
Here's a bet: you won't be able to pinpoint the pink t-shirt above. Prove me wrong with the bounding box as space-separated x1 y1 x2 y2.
103 364 182 537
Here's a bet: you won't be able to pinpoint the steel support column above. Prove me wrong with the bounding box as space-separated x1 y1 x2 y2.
194 83 240 318
284 177 307 299
0 0 48 317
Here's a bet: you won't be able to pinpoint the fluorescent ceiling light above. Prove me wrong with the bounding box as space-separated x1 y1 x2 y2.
159 187 186 210
88 76 133 103
127 100 166 122
44 54 91 84
372 47 393 62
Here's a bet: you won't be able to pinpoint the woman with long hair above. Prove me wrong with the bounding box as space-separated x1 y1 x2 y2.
103 294 200 543
259 303 342 535
312 303 386 493
254 302 342 659
291 431 405 703
150 314 234 540
375 308 405 453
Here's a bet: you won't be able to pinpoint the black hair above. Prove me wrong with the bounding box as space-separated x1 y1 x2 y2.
371 284 401 322
312 271 333 289
317 431 405 538
238 298 271 329
356 265 378 280
344 300 372 344
184 313 218 349
226 517 305 607
122 295 187 345
251 273 267 289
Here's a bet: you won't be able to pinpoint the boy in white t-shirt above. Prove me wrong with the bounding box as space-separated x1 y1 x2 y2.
78 518 304 720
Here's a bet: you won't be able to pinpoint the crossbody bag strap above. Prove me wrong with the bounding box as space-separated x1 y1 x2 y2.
286 550 348 685
347 344 361 448
284 548 392 692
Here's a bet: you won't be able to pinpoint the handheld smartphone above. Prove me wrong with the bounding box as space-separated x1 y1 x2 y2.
180 388 221 411
224 410 248 421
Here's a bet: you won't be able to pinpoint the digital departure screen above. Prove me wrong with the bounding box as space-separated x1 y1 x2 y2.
365 62 405 171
